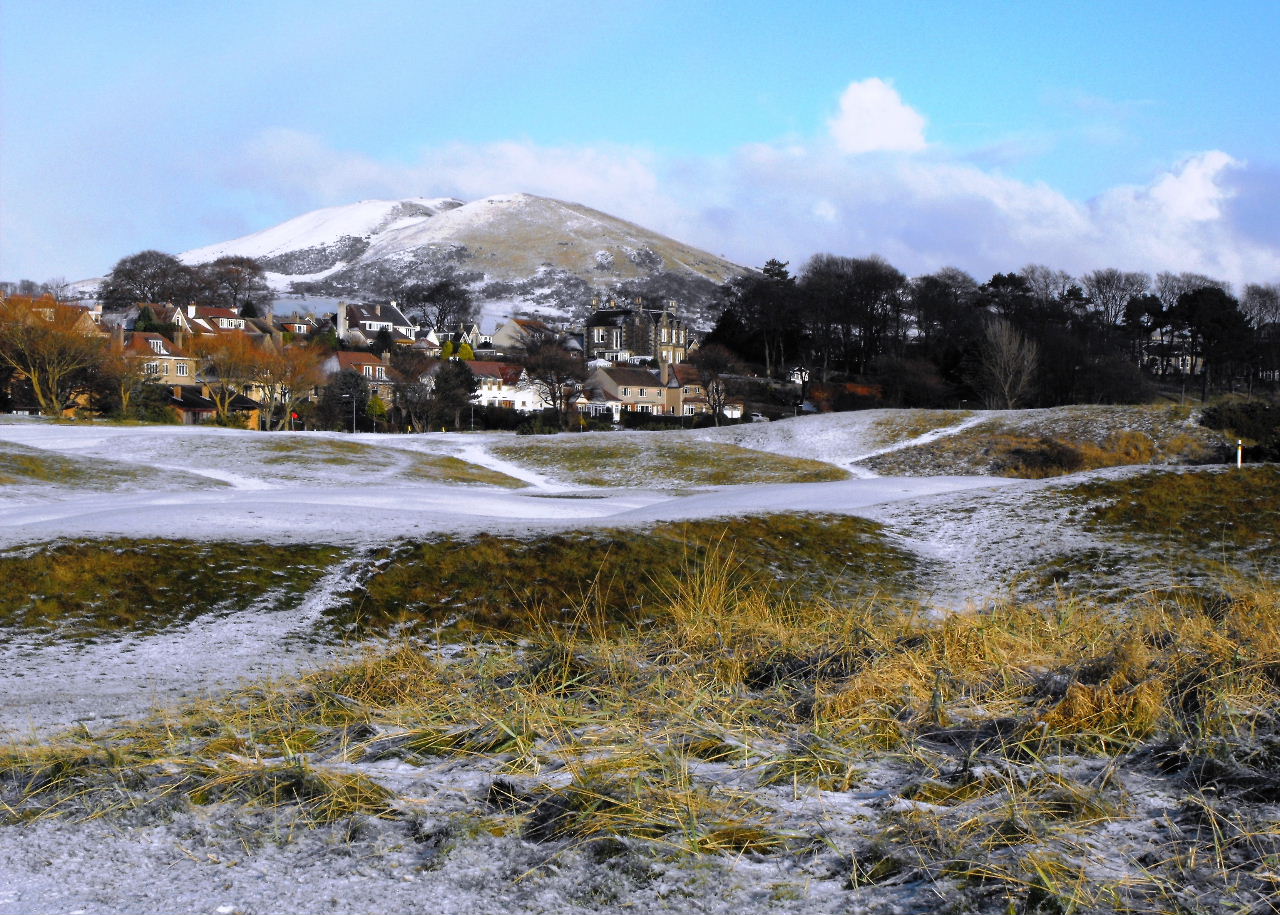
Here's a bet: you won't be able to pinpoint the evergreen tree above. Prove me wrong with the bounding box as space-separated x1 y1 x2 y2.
430 359 478 430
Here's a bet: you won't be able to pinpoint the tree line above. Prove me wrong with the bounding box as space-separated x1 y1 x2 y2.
706 258 1280 408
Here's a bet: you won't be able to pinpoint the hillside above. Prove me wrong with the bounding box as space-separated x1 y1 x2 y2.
178 193 749 326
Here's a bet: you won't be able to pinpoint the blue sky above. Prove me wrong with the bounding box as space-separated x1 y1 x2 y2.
2 0 1278 285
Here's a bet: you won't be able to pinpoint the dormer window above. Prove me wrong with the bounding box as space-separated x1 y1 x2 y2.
149 339 165 354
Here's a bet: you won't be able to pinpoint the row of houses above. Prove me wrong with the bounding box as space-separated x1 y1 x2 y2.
4 292 736 426
340 352 733 423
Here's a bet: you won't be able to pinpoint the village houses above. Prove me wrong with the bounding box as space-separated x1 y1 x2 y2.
1 289 738 428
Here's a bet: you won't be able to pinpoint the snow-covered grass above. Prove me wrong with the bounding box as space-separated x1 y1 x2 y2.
0 408 1272 913
5 565 1280 913
0 439 217 491
860 404 1226 477
490 434 849 488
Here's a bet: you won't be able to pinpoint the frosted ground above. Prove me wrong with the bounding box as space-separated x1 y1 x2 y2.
0 408 1256 914
0 407 1225 737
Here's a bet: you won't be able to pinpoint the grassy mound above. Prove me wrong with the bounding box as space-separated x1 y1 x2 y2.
0 540 345 640
862 405 1225 477
0 441 219 490
1073 465 1280 553
340 513 916 635
491 437 848 488
0 516 913 643
1027 466 1280 598
870 409 973 448
5 570 1280 910
262 436 525 487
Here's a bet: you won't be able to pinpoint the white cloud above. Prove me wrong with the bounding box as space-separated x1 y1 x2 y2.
224 93 1279 288
827 78 928 155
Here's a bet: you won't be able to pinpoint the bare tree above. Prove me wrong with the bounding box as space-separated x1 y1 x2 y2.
190 333 266 425
522 329 586 430
256 345 326 430
977 316 1039 409
98 250 197 309
1154 272 1228 311
195 256 273 316
0 295 105 415
41 277 76 301
99 342 161 417
399 278 475 333
689 343 741 426
1020 264 1074 309
1082 269 1150 328
1242 283 1280 328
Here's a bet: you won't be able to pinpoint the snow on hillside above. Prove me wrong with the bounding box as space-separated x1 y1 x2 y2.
179 197 464 264
166 192 748 326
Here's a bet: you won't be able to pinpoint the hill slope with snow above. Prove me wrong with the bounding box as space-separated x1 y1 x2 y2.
179 193 749 325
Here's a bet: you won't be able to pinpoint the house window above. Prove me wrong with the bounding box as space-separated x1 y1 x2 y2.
661 327 668 343
363 366 373 377
144 361 159 374
177 363 189 376
621 387 629 396
684 405 696 415
638 388 646 397
594 328 606 343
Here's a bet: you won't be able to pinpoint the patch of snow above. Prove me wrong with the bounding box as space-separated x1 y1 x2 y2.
180 198 463 265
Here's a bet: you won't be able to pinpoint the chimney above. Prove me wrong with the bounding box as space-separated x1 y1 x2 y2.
337 303 349 338
381 350 390 365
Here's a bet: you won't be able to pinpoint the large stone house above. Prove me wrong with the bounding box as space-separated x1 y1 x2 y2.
578 361 742 422
584 301 690 364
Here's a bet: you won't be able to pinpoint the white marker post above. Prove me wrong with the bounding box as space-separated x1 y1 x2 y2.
1238 439 1243 468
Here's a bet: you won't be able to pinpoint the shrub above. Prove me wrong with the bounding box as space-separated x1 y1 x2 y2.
1200 399 1280 461
1003 438 1084 477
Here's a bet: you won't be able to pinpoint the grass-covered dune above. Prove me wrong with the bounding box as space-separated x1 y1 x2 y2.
0 540 344 641
861 404 1227 478
1027 465 1280 598
491 436 849 488
0 440 223 491
0 514 916 643
4 567 1279 912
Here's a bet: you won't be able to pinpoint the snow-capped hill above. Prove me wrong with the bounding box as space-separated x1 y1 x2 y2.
179 198 464 264
177 193 748 326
